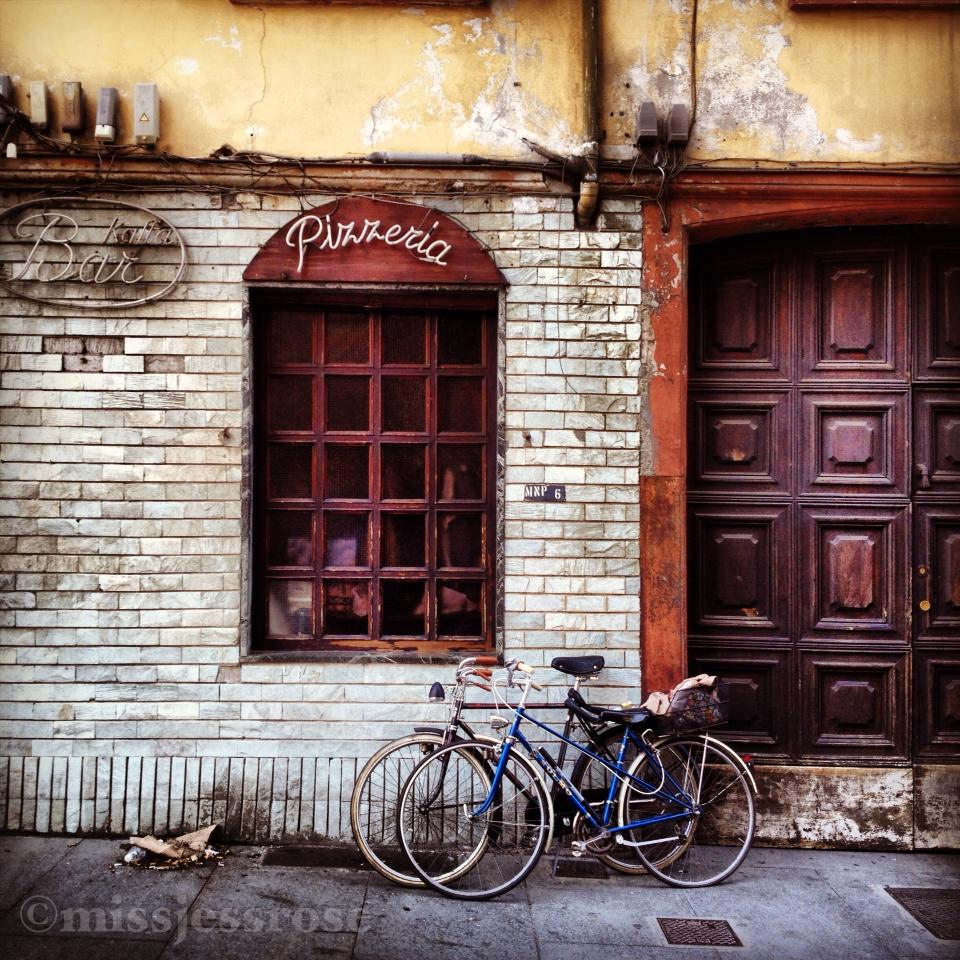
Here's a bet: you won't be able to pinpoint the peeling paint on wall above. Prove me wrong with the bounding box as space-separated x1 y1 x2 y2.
601 0 958 164
204 24 244 55
360 14 585 155
754 766 914 850
693 12 827 157
0 0 957 162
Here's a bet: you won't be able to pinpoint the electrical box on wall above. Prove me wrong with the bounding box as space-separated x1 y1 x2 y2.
0 75 12 120
28 81 48 130
95 87 117 142
635 101 659 146
134 83 159 145
61 81 84 133
666 104 691 145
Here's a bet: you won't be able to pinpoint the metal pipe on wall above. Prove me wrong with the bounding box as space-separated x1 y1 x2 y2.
575 0 601 228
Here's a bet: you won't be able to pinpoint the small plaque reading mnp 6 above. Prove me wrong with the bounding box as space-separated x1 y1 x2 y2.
523 484 566 503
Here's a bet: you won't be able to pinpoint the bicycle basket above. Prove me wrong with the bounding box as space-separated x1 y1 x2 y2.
663 680 730 732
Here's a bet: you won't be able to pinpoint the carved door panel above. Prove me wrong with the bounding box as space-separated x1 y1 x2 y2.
688 227 960 766
913 234 960 759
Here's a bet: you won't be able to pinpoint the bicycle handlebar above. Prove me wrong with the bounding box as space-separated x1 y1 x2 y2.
510 660 544 692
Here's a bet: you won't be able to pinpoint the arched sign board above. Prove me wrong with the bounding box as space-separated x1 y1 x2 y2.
0 196 187 309
243 197 505 286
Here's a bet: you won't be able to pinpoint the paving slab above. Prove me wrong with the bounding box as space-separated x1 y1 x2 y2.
355 875 535 960
676 862 899 960
0 836 957 959
539 943 722 960
528 871 695 947
0 836 77 913
826 880 960 960
0 934 164 959
159 855 364 960
0 839 214 942
744 848 960 884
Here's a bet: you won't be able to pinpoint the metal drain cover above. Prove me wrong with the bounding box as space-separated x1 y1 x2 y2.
553 857 608 879
658 917 742 947
885 887 960 940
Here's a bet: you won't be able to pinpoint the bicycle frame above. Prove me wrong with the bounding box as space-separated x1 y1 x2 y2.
474 701 697 840
420 666 616 812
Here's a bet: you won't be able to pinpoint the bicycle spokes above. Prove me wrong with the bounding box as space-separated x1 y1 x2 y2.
619 737 755 887
398 741 551 900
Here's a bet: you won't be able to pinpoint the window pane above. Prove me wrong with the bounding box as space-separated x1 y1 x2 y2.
324 580 369 635
382 377 426 432
324 512 369 567
438 312 483 365
382 513 426 568
438 513 483 568
437 444 483 500
326 376 369 431
381 580 426 635
325 444 369 499
438 378 483 432
325 310 369 364
267 511 313 567
382 312 426 365
268 580 313 637
267 376 313 431
382 445 426 500
268 309 315 364
267 444 313 500
437 580 482 636
257 299 493 653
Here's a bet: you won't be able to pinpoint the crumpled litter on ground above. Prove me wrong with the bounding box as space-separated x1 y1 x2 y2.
119 824 230 871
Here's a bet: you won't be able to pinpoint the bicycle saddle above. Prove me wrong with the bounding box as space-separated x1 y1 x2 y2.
550 655 605 677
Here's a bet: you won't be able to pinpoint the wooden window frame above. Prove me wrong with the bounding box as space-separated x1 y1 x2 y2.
250 289 497 659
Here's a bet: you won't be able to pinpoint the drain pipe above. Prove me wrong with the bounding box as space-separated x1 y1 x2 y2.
575 0 600 228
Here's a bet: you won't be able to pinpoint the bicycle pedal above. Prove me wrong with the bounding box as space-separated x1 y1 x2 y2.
571 841 586 858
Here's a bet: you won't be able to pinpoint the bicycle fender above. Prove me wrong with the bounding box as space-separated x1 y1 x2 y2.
702 733 759 796
411 726 501 748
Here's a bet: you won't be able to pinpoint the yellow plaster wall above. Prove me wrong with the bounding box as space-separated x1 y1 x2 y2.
0 0 588 158
602 0 960 163
1 0 957 164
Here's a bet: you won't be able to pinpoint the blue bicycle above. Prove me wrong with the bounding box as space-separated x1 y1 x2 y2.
397 660 756 900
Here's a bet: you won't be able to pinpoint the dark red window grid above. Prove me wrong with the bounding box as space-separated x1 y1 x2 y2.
252 297 496 654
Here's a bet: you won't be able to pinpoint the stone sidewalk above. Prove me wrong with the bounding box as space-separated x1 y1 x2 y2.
0 836 957 959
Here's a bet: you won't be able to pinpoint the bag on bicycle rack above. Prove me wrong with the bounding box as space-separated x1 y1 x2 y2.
663 679 730 732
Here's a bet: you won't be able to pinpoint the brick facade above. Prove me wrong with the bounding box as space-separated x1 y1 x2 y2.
0 189 646 839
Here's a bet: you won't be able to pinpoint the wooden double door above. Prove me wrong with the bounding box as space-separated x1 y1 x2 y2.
687 226 960 765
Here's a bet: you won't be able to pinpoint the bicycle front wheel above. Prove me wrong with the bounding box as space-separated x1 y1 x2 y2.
617 734 755 887
398 740 551 900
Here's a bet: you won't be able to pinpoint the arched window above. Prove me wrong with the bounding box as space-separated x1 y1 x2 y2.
245 198 504 654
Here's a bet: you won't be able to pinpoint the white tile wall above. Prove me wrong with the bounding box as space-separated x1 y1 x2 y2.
0 189 645 837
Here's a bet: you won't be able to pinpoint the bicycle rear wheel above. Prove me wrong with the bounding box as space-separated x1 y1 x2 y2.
569 725 647 874
351 732 446 886
398 740 551 900
617 734 755 887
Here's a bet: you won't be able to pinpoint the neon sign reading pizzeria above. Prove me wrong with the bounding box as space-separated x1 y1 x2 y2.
285 212 453 271
243 197 505 287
